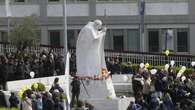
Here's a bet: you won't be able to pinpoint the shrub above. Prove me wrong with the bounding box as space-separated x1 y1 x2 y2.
121 63 195 75
31 83 46 91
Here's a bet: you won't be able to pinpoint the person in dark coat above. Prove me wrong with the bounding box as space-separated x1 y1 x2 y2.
31 58 39 78
0 56 8 90
32 94 38 110
49 78 64 94
24 59 31 79
43 92 55 110
7 59 15 81
112 58 121 74
55 55 64 75
154 73 164 92
9 92 19 108
109 59 115 75
39 58 45 77
15 59 25 80
47 54 55 76
132 73 144 100
54 96 64 110
0 90 7 107
43 55 55 77
70 76 81 107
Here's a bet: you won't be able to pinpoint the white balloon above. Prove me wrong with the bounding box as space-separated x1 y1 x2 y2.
42 55 47 59
54 89 60 93
191 62 195 67
177 72 182 78
170 60 175 67
30 71 35 78
150 69 157 75
140 63 144 69
181 66 186 71
165 64 169 71
181 76 186 82
177 66 186 78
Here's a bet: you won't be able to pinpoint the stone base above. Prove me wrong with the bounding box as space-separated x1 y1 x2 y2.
79 77 116 100
78 77 133 110
85 97 134 110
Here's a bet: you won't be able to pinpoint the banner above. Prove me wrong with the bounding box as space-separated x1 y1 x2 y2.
139 0 145 34
139 0 145 52
64 52 71 105
5 0 12 17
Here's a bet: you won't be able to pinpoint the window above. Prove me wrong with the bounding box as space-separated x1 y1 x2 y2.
97 0 109 1
67 0 88 1
127 30 139 51
113 30 124 51
15 0 25 2
49 31 61 46
104 30 112 50
50 0 60 1
0 32 8 42
67 30 76 49
177 29 188 52
97 0 129 1
148 30 159 52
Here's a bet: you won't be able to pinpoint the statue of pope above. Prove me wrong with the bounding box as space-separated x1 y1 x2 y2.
76 19 107 77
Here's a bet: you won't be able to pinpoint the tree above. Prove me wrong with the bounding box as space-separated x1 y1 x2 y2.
9 16 40 52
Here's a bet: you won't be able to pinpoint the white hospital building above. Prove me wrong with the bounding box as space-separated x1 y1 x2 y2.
0 0 194 54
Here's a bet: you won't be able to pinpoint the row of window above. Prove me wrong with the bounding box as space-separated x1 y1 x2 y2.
13 0 88 2
13 0 185 3
48 29 188 52
7 0 185 4
148 29 188 52
0 29 189 52
14 0 131 2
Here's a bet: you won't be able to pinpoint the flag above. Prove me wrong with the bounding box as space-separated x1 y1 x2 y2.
139 0 145 34
64 52 71 110
5 0 12 17
65 52 70 75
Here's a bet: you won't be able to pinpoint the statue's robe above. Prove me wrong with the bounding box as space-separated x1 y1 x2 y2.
76 22 106 76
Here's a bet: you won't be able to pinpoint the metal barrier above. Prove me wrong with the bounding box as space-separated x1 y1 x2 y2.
104 50 194 67
0 42 194 67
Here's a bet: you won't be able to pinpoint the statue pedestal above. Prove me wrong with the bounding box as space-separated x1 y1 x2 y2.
79 77 116 99
87 98 133 110
79 78 134 110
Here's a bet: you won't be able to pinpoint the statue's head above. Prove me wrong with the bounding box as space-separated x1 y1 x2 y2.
94 19 103 30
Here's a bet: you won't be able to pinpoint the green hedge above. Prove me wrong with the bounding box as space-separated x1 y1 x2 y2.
120 63 195 75
0 108 19 110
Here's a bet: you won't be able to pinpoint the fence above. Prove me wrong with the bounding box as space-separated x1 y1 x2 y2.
105 50 194 67
0 42 194 67
0 42 64 55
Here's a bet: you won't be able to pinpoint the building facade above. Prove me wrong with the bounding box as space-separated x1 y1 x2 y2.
0 0 195 54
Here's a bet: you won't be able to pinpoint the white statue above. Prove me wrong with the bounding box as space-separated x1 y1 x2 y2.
76 19 107 76
76 20 116 99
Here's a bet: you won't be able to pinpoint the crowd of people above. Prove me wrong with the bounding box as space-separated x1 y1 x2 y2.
2 49 195 110
106 57 133 75
129 64 195 110
0 48 132 90
0 76 94 110
0 78 67 110
0 49 65 90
